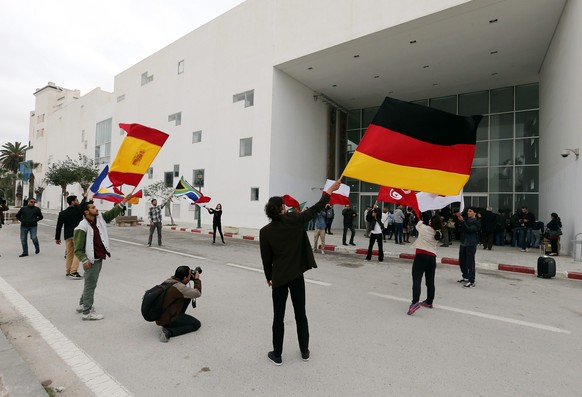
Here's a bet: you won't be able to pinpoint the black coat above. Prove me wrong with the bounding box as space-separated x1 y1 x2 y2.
55 205 84 240
260 193 330 288
16 206 43 227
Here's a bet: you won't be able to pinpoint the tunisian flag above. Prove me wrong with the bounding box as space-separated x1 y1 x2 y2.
109 123 169 187
343 97 482 196
377 186 421 218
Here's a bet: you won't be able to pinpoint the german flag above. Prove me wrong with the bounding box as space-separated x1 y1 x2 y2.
109 123 169 187
343 97 482 196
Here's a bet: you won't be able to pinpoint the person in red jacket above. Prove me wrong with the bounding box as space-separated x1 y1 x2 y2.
260 179 341 365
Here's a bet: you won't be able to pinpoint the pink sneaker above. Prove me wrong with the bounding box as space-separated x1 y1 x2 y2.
420 301 433 309
407 302 421 315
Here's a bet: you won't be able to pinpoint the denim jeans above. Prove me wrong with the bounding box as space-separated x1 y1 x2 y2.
20 225 39 255
394 223 404 244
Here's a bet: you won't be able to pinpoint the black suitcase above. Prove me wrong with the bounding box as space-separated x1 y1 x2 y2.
537 256 556 279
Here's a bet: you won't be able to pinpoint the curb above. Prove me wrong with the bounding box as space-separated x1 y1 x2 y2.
141 223 580 281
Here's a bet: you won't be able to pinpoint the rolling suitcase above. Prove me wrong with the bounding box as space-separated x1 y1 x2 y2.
537 255 556 279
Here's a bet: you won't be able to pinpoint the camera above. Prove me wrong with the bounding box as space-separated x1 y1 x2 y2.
190 266 202 277
561 150 569 158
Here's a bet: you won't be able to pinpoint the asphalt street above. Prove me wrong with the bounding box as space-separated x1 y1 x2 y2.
1 215 581 397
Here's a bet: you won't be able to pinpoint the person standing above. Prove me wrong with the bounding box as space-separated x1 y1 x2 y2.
407 215 443 315
0 198 8 228
157 265 202 343
148 198 168 247
260 180 341 365
341 204 357 246
16 197 43 257
519 206 535 252
74 195 132 320
495 209 508 246
393 204 405 245
363 206 372 238
55 194 87 279
456 208 480 288
313 208 327 254
365 206 384 262
481 206 497 250
546 213 562 256
206 204 225 244
324 204 335 234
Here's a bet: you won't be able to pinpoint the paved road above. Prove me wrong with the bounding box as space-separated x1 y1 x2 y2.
1 216 581 396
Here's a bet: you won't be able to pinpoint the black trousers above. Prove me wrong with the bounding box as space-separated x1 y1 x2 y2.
325 218 334 234
272 275 309 356
213 223 224 243
165 313 201 338
343 223 355 244
411 253 436 304
365 233 384 261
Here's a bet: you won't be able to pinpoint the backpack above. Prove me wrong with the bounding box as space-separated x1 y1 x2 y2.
141 281 175 322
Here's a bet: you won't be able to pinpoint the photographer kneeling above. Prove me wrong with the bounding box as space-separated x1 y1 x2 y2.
156 265 202 342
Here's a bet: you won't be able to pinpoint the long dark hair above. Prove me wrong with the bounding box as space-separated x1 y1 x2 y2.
265 196 284 220
551 212 562 227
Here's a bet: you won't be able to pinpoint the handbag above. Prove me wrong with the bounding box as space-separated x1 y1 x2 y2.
548 228 562 238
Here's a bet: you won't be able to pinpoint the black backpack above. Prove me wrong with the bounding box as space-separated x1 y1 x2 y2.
141 281 175 322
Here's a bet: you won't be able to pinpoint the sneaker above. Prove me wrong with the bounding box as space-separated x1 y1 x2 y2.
159 328 170 343
147 243 151 247
343 243 348 246
407 302 421 315
66 273 72 278
301 350 310 361
520 249 527 252
82 312 104 321
457 278 469 283
19 253 28 257
70 272 83 279
267 351 282 366
35 248 40 254
464 282 475 288
420 301 433 309
320 250 325 255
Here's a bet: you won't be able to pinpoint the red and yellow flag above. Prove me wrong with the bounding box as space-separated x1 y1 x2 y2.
108 123 169 187
343 97 482 196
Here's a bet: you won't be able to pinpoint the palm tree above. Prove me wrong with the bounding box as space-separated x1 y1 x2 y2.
0 142 28 173
26 161 42 201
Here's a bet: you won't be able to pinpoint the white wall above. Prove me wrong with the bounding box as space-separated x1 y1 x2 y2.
539 0 582 255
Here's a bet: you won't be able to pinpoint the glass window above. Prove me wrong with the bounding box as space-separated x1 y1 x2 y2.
490 140 514 166
515 83 538 111
362 107 379 128
429 95 457 114
233 90 254 107
347 130 360 152
411 99 428 107
193 169 204 188
95 118 112 164
489 166 513 192
476 116 489 141
490 113 513 139
168 112 182 126
514 194 538 218
515 137 539 165
472 141 488 166
490 86 513 113
147 167 153 179
164 172 173 187
192 130 202 143
141 72 153 86
489 194 513 213
345 177 359 193
239 138 252 157
250 187 259 201
515 111 538 138
360 182 380 193
347 110 360 130
464 168 488 192
178 60 184 74
458 90 488 116
173 164 179 177
515 166 539 192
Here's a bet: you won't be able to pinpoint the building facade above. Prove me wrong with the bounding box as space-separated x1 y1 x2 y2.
25 0 582 253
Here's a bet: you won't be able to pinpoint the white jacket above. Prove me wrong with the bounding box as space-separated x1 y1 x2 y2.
411 222 440 255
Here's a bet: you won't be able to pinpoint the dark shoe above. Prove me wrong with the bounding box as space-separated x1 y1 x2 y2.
440 244 449 247
301 350 310 361
464 282 476 288
420 301 433 309
343 243 348 246
19 253 28 257
457 278 469 283
147 243 151 247
407 302 421 315
69 272 83 280
35 248 40 254
159 328 170 343
268 351 282 366
349 243 356 246
158 243 162 246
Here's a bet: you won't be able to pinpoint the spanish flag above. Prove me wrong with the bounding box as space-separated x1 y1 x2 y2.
108 123 169 187
343 97 482 196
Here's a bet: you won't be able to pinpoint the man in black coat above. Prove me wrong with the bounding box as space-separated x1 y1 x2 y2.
55 194 86 279
341 204 357 246
481 206 497 250
16 197 43 257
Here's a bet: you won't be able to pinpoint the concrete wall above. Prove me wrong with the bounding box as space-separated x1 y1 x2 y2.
539 0 582 255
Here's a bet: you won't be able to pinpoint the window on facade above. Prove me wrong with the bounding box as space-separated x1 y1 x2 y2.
164 172 174 187
36 128 44 138
174 164 180 177
251 187 259 201
37 114 45 123
95 118 112 164
147 167 154 179
239 138 252 157
233 90 254 107
192 130 202 143
141 72 154 86
117 94 125 102
178 60 184 74
168 112 182 126
193 169 204 188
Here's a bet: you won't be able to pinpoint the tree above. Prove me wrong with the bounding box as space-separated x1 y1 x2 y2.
143 181 175 225
75 154 99 192
26 160 42 200
45 157 78 210
0 142 28 174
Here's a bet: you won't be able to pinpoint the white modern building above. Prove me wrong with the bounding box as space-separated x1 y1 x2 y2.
25 0 581 253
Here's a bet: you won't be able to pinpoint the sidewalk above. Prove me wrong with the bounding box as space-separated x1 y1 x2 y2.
144 219 582 281
0 331 47 396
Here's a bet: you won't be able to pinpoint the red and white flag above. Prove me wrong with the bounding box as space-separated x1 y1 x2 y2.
377 186 421 218
282 194 301 212
323 179 350 205
416 190 465 212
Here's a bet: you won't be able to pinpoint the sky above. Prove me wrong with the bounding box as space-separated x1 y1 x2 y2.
0 0 246 147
